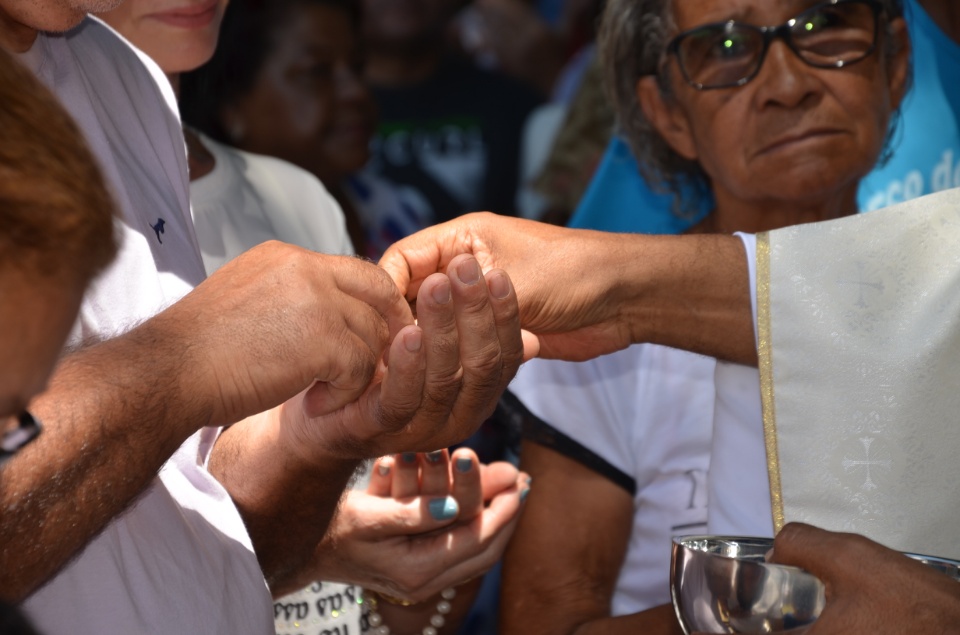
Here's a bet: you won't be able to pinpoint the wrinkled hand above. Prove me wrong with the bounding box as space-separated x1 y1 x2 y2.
162 241 412 427
769 523 960 634
380 212 640 362
310 448 528 603
281 253 524 461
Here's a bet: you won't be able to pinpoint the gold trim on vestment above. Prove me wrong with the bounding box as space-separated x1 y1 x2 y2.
756 232 784 532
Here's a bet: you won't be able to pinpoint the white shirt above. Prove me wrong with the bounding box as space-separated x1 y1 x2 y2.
190 133 354 273
511 345 720 615
19 18 273 635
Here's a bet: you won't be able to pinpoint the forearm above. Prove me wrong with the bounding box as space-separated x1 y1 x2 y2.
610 232 755 365
0 320 208 600
209 405 361 592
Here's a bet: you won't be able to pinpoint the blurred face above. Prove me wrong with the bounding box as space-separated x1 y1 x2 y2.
98 0 229 74
361 0 455 51
225 3 375 183
639 0 909 208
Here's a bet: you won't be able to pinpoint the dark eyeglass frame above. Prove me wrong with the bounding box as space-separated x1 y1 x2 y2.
0 411 43 466
664 0 884 91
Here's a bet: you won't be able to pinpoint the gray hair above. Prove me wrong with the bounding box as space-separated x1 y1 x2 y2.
598 0 908 216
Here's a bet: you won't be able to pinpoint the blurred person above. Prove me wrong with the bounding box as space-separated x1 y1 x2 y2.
179 0 432 260
0 45 119 634
1 2 524 634
361 0 542 222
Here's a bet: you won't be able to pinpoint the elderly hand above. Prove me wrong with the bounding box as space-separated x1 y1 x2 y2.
163 241 413 428
768 523 960 634
303 448 528 604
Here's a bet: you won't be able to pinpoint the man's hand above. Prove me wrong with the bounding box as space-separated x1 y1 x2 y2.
769 523 960 634
162 241 413 428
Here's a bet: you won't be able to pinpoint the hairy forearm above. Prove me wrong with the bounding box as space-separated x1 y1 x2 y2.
209 408 360 593
613 233 755 365
0 320 208 601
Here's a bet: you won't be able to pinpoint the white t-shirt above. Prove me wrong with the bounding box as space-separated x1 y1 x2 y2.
19 18 273 635
510 345 729 615
190 133 354 273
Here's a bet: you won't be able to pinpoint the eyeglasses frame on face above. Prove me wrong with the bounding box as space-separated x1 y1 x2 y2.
663 0 885 91
0 411 43 466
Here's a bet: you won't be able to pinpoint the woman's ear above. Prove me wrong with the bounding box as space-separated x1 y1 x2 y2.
885 16 910 111
636 75 698 161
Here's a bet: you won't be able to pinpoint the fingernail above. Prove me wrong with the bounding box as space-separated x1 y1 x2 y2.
428 496 459 521
404 329 422 353
401 453 417 464
456 259 481 285
426 450 444 464
488 271 510 299
378 462 391 476
525 476 533 486
520 488 530 502
432 279 451 304
455 457 473 473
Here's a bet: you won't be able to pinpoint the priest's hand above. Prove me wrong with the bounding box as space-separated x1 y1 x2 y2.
769 523 960 634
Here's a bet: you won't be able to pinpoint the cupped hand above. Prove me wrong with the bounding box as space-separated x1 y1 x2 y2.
310 448 529 603
283 253 525 462
768 523 960 634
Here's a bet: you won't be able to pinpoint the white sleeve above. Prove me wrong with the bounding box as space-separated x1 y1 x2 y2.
734 232 758 344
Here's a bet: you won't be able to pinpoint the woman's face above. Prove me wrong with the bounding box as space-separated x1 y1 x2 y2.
639 0 909 207
224 4 375 184
98 0 228 74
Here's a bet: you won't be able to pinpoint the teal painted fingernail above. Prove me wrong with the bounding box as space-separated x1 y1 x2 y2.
426 450 444 464
401 453 417 464
526 477 533 486
429 496 459 521
520 488 530 502
455 457 472 473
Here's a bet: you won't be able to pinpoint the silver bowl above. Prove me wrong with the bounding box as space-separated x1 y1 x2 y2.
671 535 960 634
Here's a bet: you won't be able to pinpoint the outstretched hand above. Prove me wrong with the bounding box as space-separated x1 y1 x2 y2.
379 212 642 362
768 523 960 634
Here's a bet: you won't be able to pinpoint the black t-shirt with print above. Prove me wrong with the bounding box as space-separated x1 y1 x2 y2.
369 56 542 224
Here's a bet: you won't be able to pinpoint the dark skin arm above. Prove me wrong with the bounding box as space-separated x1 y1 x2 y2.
380 213 756 366
500 441 685 635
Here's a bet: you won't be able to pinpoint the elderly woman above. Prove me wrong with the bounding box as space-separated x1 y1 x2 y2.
504 0 909 631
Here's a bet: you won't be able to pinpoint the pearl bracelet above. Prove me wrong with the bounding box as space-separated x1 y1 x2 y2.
363 587 456 635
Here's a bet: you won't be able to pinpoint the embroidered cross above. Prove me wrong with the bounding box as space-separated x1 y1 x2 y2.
841 436 891 491
836 261 884 308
